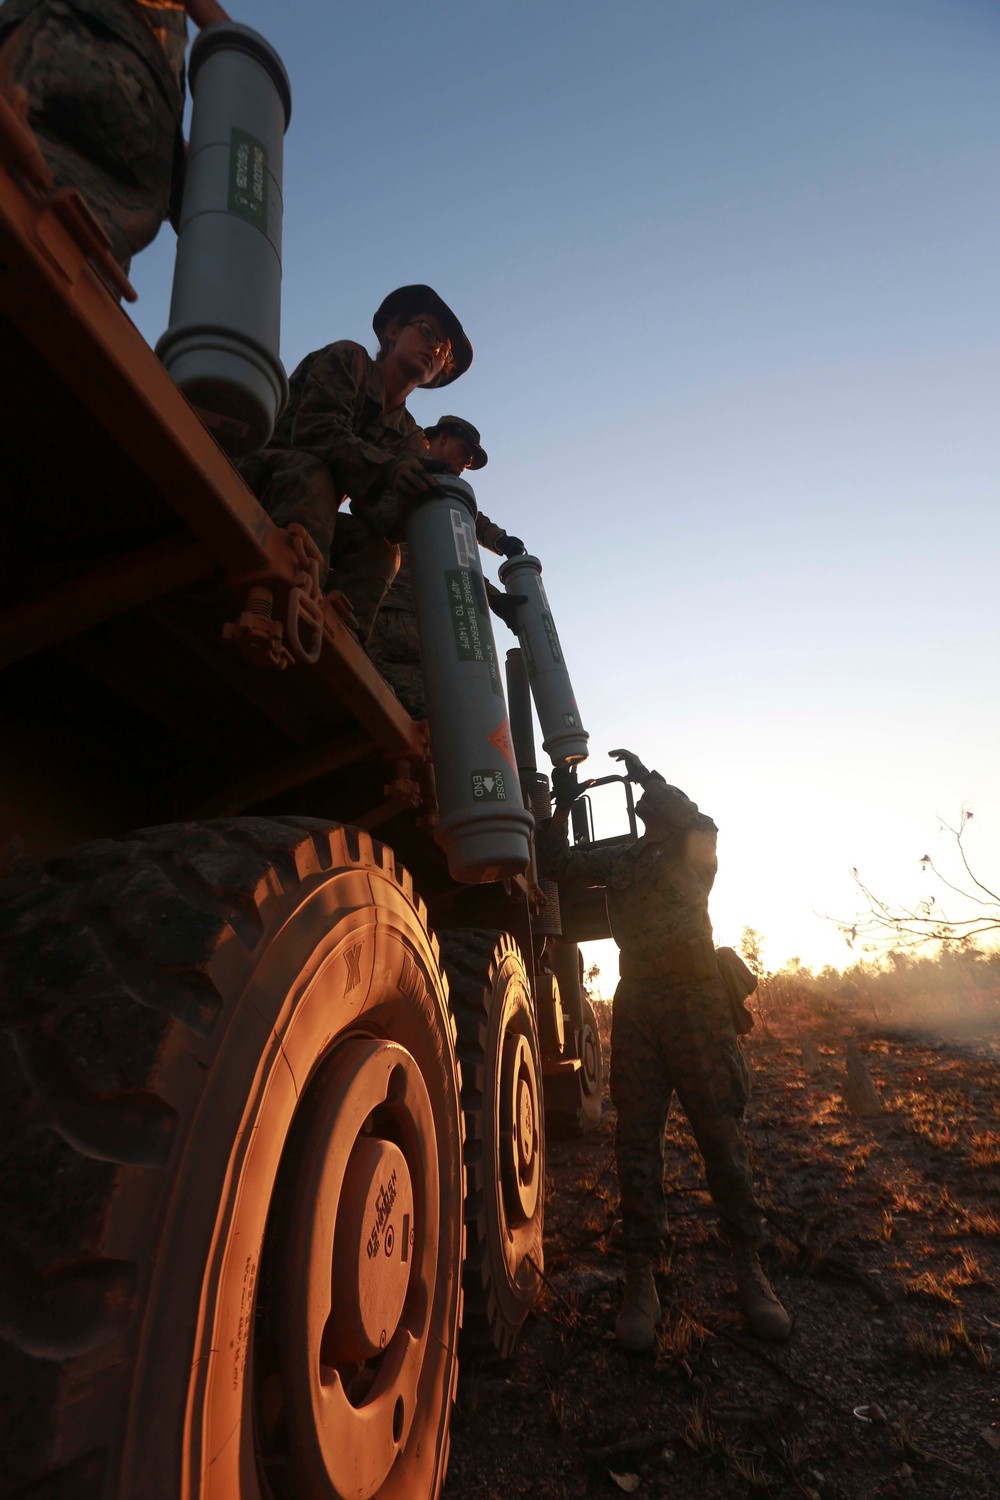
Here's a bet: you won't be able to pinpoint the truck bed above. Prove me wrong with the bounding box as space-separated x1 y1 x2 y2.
0 93 432 862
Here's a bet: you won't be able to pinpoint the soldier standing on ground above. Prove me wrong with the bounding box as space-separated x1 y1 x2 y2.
367 415 525 718
239 285 472 610
0 0 230 271
536 749 791 1352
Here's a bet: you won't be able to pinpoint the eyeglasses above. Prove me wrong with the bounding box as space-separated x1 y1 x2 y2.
406 319 455 366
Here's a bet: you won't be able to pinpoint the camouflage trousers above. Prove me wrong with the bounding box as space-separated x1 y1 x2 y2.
239 451 400 619
0 0 177 270
367 606 425 718
330 512 399 642
609 972 765 1252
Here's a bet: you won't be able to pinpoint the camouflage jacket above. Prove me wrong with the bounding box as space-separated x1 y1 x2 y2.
0 0 186 119
248 340 429 533
535 803 719 963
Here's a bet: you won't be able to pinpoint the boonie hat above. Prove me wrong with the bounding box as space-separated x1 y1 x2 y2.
372 285 473 388
424 415 488 469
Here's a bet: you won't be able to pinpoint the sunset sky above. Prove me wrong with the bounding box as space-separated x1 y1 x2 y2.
130 0 1000 979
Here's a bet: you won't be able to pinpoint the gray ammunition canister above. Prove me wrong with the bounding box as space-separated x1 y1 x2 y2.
497 554 590 766
156 23 291 457
406 476 533 883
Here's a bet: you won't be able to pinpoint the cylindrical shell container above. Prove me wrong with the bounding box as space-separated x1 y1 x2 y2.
156 23 291 457
497 553 590 765
406 476 534 883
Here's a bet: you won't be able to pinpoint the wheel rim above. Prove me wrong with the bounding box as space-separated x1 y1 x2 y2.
580 1020 600 1097
270 1038 439 1500
499 1031 540 1223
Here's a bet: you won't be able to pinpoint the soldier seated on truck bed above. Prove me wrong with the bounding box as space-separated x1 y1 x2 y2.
366 415 526 718
0 0 229 272
238 284 473 628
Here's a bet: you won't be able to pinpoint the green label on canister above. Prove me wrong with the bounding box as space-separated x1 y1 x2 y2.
228 128 268 229
445 569 502 695
542 611 564 665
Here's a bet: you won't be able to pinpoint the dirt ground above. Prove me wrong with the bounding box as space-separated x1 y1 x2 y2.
443 1006 1000 1499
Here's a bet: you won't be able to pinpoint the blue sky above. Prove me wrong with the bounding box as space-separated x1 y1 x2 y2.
131 0 1000 976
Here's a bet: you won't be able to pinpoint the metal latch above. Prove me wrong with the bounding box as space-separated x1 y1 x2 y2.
223 523 325 670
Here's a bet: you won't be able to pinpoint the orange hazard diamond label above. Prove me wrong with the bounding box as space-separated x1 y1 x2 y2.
488 717 517 770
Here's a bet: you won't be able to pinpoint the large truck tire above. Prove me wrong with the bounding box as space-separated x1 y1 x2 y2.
0 818 464 1500
437 930 543 1362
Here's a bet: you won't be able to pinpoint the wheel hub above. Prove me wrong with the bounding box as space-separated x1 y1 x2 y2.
500 1032 540 1222
581 1021 600 1095
274 1039 440 1500
330 1137 414 1362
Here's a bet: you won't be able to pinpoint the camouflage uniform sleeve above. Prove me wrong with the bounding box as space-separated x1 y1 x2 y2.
475 511 507 553
687 814 719 893
535 816 621 888
289 342 420 509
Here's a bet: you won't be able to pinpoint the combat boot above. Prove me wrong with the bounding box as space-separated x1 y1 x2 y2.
615 1254 662 1353
732 1241 791 1340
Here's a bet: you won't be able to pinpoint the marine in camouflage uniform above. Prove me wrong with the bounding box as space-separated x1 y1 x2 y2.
537 752 790 1348
0 0 197 271
367 416 525 718
238 286 473 600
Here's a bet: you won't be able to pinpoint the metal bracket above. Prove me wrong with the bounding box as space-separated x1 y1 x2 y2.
222 522 325 671
222 583 293 669
34 188 137 303
284 523 324 664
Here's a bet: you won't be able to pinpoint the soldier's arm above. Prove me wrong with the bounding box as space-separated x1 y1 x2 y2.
475 513 507 553
535 808 619 888
686 814 719 893
475 512 526 558
184 0 230 24
290 343 426 516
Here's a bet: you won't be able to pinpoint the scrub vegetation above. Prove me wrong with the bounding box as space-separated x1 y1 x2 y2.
444 955 1000 1499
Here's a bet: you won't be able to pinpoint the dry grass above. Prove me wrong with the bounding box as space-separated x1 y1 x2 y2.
683 1401 724 1458
970 1130 1000 1168
950 1246 991 1286
907 1326 957 1366
784 1436 810 1472
942 1202 1000 1239
900 1269 961 1305
889 1415 925 1461
883 1182 928 1217
731 1453 771 1490
655 1305 710 1367
906 1315 995 1371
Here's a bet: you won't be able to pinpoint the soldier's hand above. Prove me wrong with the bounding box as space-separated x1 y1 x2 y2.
496 532 527 558
487 589 527 631
389 456 444 503
609 747 650 783
551 766 595 808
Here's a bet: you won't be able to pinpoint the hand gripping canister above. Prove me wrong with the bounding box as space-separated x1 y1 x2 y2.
406 476 534 883
497 553 590 766
156 23 292 456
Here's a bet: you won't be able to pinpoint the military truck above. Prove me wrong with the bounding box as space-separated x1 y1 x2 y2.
0 71 605 1500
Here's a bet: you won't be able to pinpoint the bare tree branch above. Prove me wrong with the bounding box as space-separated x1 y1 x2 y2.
826 812 1000 956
